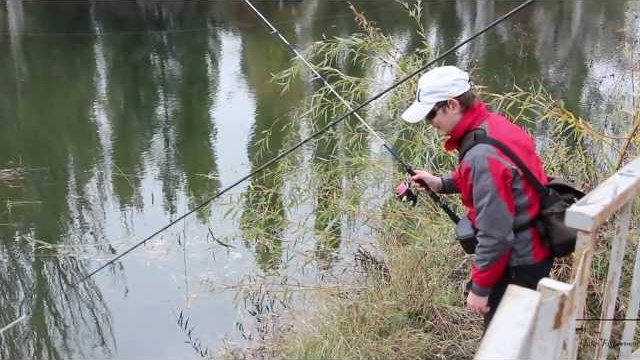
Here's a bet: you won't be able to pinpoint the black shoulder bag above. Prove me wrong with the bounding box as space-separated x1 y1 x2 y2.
460 131 585 257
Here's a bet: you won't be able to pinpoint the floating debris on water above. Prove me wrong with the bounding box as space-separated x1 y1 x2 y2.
0 167 25 185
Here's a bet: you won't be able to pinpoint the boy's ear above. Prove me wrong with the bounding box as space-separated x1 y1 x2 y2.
447 98 461 111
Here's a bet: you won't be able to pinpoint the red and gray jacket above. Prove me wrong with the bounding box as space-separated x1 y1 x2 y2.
440 101 551 296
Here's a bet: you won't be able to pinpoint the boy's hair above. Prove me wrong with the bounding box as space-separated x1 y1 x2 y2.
434 89 477 113
455 90 477 112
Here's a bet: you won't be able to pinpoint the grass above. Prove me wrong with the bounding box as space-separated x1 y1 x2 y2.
277 214 480 360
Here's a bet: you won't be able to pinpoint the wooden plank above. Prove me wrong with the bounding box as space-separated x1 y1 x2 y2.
537 277 574 294
620 212 640 360
565 156 640 232
568 231 597 360
595 203 632 360
475 285 541 360
527 278 573 360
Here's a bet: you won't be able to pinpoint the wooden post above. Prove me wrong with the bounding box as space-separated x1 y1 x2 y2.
527 278 573 360
567 232 596 360
620 212 640 360
595 203 632 360
564 157 640 360
475 285 541 360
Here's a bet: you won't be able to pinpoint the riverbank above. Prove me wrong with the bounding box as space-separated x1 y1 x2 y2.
240 77 634 358
276 214 481 359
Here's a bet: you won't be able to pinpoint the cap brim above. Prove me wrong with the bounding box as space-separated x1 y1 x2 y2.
401 101 435 123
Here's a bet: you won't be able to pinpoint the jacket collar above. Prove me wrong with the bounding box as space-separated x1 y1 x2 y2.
444 100 489 151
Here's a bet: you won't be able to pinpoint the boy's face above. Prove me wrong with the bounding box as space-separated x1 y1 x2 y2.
426 99 463 135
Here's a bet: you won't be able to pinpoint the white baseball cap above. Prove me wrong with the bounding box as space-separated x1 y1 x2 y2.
401 66 471 123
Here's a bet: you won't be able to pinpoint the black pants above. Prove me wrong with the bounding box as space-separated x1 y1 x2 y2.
483 257 553 329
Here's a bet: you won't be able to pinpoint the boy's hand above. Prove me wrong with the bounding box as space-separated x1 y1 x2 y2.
466 291 490 315
411 170 442 192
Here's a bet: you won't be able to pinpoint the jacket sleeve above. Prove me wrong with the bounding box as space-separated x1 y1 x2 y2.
467 152 516 296
440 171 459 194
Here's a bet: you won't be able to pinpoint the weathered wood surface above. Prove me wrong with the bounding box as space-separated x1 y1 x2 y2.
568 231 596 360
595 203 632 360
629 347 640 360
620 226 640 360
526 278 573 360
565 156 640 232
475 285 541 360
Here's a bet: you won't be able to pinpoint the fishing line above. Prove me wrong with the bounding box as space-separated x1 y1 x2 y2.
79 0 535 284
243 0 463 222
243 0 535 220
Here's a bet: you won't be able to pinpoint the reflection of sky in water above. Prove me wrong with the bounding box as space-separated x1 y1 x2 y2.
214 30 254 190
91 29 259 360
1 1 640 359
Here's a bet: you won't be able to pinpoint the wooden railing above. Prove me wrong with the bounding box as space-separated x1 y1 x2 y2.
475 156 640 360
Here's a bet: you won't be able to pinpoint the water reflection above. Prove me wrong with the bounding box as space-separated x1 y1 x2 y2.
0 2 114 358
94 3 158 208
312 110 342 270
311 55 372 269
173 25 221 221
239 6 303 274
0 0 637 358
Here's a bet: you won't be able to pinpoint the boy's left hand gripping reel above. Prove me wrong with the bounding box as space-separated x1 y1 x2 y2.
394 180 418 206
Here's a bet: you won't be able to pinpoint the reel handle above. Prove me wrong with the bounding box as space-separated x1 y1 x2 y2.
404 166 460 223
405 167 430 191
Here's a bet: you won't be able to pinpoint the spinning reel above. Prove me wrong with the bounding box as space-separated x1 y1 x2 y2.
394 180 418 206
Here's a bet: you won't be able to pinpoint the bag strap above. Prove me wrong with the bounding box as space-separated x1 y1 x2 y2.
464 133 548 197
458 129 549 232
458 128 486 162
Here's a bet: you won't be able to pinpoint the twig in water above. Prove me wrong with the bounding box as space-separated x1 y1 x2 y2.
0 168 25 184
208 227 235 249
175 310 211 358
0 314 27 336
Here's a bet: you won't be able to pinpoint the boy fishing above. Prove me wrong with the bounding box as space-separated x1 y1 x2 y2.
402 66 553 328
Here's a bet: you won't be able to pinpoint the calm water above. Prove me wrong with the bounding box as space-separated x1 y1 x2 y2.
0 1 637 359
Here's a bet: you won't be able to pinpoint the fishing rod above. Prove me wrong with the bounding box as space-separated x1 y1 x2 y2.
243 0 532 222
79 0 535 284
242 0 461 219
